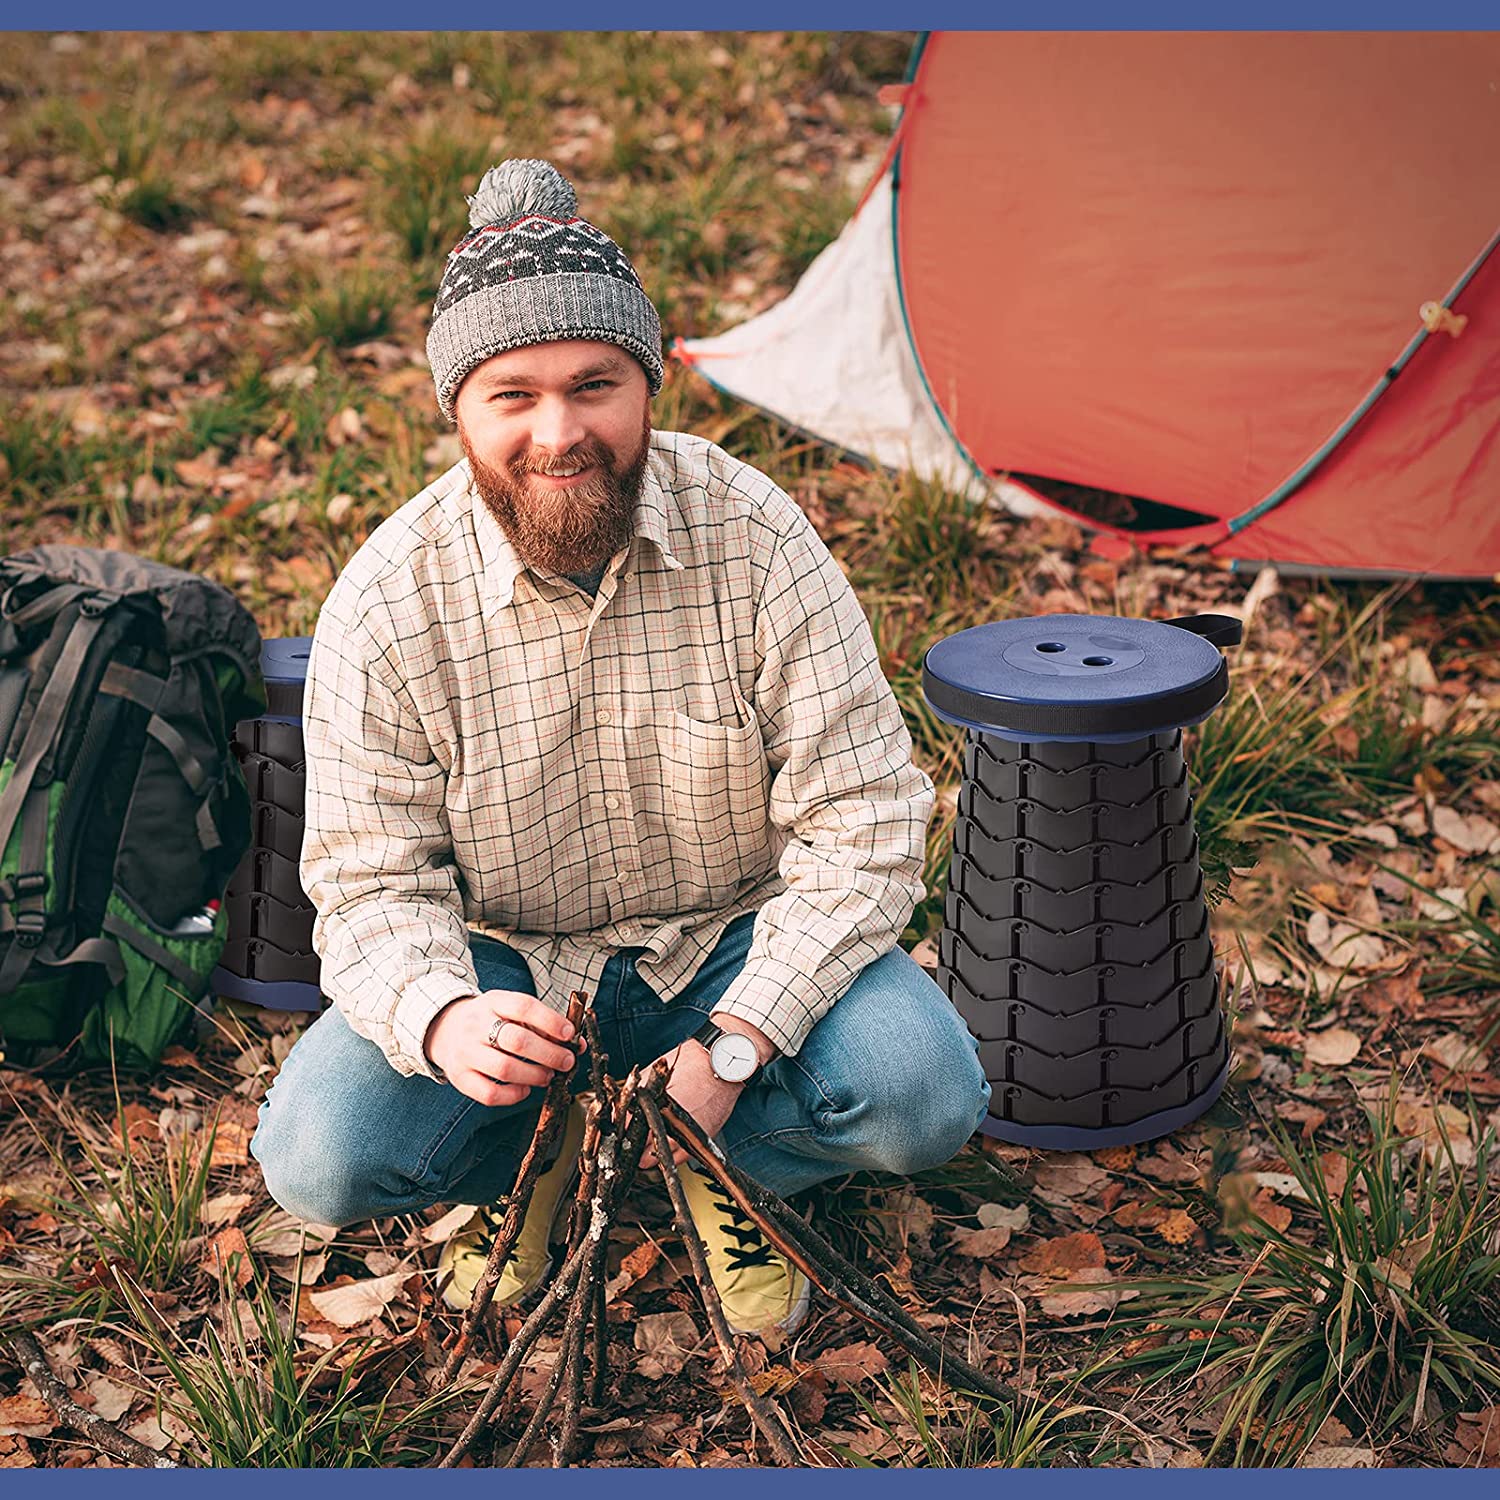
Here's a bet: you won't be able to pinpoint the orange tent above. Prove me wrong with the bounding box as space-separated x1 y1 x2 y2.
681 33 1500 580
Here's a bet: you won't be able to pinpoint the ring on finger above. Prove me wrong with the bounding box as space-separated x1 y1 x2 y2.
486 1017 506 1051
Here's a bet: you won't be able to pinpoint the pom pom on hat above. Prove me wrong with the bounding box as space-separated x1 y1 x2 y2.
466 158 578 229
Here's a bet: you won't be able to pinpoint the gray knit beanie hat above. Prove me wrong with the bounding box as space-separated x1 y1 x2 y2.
426 158 665 422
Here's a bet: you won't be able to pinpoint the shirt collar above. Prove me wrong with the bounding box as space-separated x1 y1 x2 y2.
469 441 685 618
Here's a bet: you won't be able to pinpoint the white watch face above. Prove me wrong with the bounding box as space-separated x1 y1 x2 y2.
710 1031 759 1083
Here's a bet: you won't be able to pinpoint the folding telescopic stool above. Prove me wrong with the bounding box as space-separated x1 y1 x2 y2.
211 638 322 1012
921 614 1242 1149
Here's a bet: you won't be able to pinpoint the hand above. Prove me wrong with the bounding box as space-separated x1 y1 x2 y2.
424 990 584 1108
638 1040 742 1172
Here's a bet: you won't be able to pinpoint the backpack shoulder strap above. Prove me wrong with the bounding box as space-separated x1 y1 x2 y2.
97 661 223 853
0 603 111 858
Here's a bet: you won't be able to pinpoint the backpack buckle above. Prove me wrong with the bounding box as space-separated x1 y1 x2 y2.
0 872 49 904
14 910 46 946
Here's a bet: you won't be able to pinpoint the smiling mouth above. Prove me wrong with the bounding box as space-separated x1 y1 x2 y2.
532 464 594 484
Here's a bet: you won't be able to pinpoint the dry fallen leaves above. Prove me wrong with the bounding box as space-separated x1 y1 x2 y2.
1449 1406 1500 1465
200 1192 253 1229
0 1396 54 1439
633 1310 702 1381
810 1340 890 1388
202 1226 255 1289
206 1120 251 1168
1419 1032 1490 1076
113 1103 159 1147
1305 910 1387 973
1155 1209 1199 1246
1303 1026 1362 1068
1018 1231 1106 1278
1038 1268 1130 1318
307 1271 407 1329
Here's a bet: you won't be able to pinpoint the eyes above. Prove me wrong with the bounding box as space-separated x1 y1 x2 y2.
491 379 614 403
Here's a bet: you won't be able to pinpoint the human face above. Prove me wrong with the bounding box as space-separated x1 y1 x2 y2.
454 339 652 578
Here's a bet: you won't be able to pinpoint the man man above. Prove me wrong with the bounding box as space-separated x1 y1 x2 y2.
251 159 989 1335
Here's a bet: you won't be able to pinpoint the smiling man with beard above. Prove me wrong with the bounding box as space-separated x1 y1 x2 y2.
251 160 989 1337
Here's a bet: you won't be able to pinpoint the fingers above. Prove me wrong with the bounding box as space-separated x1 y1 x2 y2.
489 991 583 1049
639 1142 689 1171
456 1072 533 1109
485 1016 579 1077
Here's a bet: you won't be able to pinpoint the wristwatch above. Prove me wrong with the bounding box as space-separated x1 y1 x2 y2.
691 1019 762 1085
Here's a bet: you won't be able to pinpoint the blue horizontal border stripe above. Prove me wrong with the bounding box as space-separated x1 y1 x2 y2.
15 3 1500 28
8 1466 1500 1490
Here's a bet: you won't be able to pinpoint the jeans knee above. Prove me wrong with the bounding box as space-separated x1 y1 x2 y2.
252 1108 375 1228
826 1016 990 1178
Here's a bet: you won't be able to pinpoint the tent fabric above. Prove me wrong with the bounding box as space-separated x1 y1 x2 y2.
680 32 1500 580
674 175 1047 516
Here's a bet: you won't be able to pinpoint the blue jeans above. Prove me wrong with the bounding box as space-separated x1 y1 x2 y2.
251 913 991 1226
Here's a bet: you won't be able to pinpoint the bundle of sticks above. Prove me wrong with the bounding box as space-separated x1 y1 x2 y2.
433 993 1016 1468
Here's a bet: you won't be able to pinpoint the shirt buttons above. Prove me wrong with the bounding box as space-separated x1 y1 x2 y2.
604 796 620 811
596 710 612 725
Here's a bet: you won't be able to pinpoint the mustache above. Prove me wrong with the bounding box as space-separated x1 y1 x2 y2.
513 441 613 479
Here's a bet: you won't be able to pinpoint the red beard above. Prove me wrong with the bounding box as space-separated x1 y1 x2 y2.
461 413 651 578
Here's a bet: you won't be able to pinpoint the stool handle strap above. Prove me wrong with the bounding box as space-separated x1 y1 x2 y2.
1163 613 1243 650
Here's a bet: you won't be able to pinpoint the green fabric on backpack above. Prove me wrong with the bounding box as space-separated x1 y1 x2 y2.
78 893 232 1070
0 546 264 1070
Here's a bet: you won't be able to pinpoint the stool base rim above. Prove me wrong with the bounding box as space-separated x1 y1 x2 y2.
976 1058 1230 1151
211 967 323 1013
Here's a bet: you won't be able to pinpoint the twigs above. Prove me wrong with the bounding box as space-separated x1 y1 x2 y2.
4 1329 178 1470
659 1100 1017 1408
640 1089 804 1465
438 991 588 1385
438 1069 653 1470
436 1043 1012 1468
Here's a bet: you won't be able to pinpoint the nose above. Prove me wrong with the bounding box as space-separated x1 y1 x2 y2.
530 396 587 458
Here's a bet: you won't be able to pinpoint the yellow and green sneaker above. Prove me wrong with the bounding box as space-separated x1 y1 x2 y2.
437 1098 587 1312
678 1164 811 1335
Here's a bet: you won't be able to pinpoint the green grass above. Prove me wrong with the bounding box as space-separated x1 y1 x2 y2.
118 174 195 234
54 91 170 183
1383 864 1500 1017
293 262 401 350
1 402 106 508
373 127 492 271
836 1359 1115 1467
186 362 278 455
1187 588 1500 892
115 1255 476 1467
1102 1083 1500 1465
0 1089 221 1328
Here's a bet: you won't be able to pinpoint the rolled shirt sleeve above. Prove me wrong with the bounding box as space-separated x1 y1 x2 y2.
299 585 478 1080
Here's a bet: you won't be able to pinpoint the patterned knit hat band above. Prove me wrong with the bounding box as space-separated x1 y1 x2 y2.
427 160 664 421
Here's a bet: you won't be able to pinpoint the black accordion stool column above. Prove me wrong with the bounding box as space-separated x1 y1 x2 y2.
922 613 1242 1149
211 638 322 1013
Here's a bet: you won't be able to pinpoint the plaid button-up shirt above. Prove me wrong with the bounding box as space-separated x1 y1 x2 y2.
300 430 935 1081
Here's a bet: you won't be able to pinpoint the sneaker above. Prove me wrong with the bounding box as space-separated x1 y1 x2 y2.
678 1164 811 1335
438 1098 587 1312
